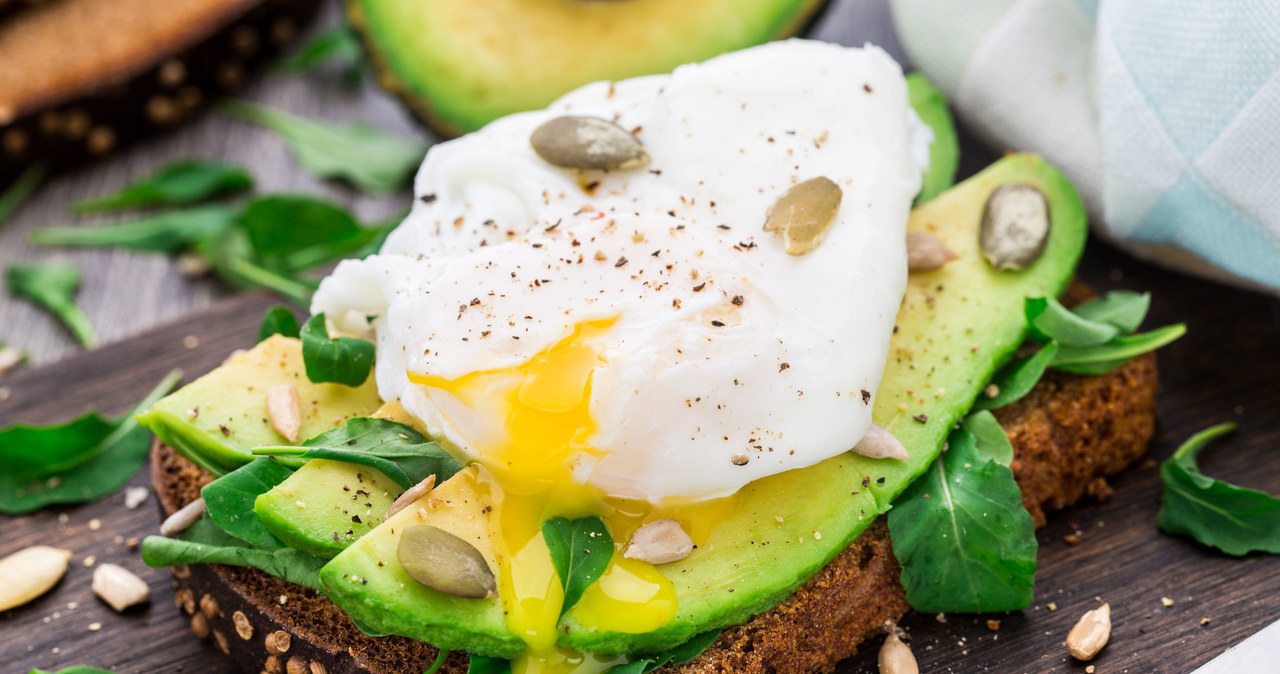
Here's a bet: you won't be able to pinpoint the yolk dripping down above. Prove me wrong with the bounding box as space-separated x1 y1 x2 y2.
409 319 735 673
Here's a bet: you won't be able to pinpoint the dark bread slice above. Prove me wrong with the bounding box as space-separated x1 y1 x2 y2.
150 296 1159 674
0 0 321 185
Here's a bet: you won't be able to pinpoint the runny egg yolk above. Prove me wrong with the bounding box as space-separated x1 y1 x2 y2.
409 319 735 673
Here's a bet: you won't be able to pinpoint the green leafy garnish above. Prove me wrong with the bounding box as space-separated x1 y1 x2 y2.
1049 324 1187 375
1157 423 1280 555
73 160 252 213
606 629 723 673
1026 296 1119 346
466 656 511 674
906 73 957 205
961 410 1014 466
1 163 47 228
300 313 376 386
195 226 317 306
29 667 116 674
6 262 98 347
142 516 326 589
542 515 613 614
241 195 385 272
1071 290 1151 333
258 305 301 342
423 649 452 674
222 100 426 193
253 418 462 490
0 370 181 514
30 205 239 253
888 424 1038 612
971 342 1058 411
276 25 365 84
201 458 294 548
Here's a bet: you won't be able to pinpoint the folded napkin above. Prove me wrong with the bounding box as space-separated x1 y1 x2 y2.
890 0 1280 293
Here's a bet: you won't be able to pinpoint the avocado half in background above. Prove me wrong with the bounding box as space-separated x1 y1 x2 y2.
346 0 831 137
0 0 323 186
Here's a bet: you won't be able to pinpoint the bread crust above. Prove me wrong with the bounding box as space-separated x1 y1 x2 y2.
151 346 1158 674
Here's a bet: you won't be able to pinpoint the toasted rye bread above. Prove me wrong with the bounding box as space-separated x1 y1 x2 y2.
150 287 1159 674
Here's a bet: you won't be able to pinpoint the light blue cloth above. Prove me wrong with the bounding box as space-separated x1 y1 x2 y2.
891 0 1280 292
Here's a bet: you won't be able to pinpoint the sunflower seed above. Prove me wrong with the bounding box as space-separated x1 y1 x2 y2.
386 474 437 520
397 524 496 599
624 518 694 565
852 424 909 461
530 116 649 171
878 632 918 674
161 497 206 536
763 177 843 255
267 384 302 444
0 546 72 611
92 563 150 612
1067 603 1111 661
906 232 959 272
980 183 1050 271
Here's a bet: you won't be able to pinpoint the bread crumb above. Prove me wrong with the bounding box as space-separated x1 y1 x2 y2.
1161 597 1174 607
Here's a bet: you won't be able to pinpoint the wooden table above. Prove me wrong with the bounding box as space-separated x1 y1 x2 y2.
3 2 1278 673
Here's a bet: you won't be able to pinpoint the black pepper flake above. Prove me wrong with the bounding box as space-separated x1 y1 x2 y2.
912 414 928 424
219 425 230 437
861 477 871 488
876 477 886 484
717 224 731 230
420 193 437 203
470 298 481 306
531 242 543 248
615 256 628 268
861 390 871 404
692 283 706 292
779 362 790 372
731 295 744 305
481 330 491 337
585 180 600 191
711 320 725 327
352 515 362 524
863 83 873 93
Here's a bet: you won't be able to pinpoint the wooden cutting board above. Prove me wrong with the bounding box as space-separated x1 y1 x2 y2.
1 240 1278 674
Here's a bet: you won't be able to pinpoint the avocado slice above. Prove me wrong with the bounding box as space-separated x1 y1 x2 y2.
316 154 1087 656
346 0 828 137
254 459 404 559
908 73 959 204
137 335 383 475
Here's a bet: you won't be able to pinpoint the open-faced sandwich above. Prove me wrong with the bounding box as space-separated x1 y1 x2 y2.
137 40 1178 674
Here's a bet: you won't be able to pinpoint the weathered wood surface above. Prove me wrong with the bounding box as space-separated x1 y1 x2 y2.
2 1 1279 673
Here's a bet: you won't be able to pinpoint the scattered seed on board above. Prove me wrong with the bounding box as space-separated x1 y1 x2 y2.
980 183 1051 271
161 497 206 536
385 474 437 520
851 424 910 461
267 384 303 444
0 546 72 612
0 345 23 377
905 231 959 272
92 563 151 612
530 116 650 171
624 518 694 565
1067 603 1112 661
763 177 843 255
124 486 150 509
877 632 918 674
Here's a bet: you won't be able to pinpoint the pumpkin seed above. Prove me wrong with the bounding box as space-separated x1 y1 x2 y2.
396 524 496 599
763 177 843 255
0 545 72 611
980 183 1050 270
530 116 649 171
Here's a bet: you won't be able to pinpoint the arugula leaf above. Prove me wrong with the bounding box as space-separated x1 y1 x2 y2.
0 370 181 514
607 629 722 674
423 649 452 674
258 305 301 342
1 163 47 228
1050 323 1187 375
142 516 326 589
29 667 116 674
276 25 365 84
300 313 375 386
6 262 98 347
1157 423 1280 555
201 458 294 547
196 227 316 306
971 342 1058 411
542 515 613 614
73 161 252 213
240 195 382 272
30 205 239 254
466 656 511 674
887 425 1038 612
1071 290 1150 333
961 410 1013 466
222 100 426 193
1026 296 1119 346
254 418 462 490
